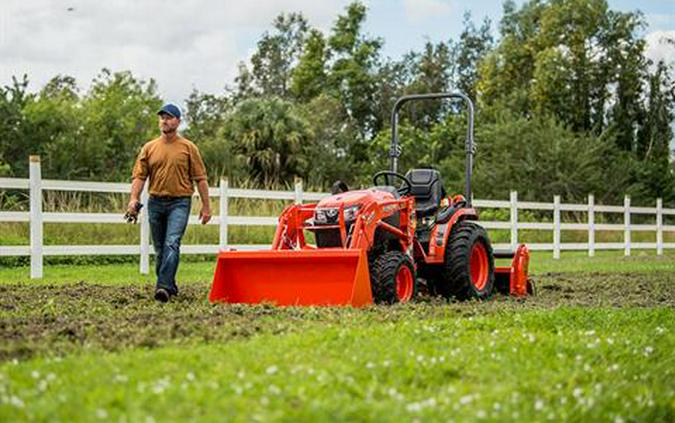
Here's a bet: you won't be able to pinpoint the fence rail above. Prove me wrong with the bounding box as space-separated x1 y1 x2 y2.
1 156 673 278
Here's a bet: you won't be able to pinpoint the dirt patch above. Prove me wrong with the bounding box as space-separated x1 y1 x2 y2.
0 271 673 361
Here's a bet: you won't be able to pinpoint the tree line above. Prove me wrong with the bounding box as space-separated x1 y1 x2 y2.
1 0 673 205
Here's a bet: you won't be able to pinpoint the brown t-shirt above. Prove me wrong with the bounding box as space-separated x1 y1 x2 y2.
131 136 207 197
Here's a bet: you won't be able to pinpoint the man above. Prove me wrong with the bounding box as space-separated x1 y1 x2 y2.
127 103 211 303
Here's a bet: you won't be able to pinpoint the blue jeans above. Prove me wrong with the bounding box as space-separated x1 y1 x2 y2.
148 196 191 295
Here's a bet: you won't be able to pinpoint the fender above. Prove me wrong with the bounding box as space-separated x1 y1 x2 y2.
424 208 478 264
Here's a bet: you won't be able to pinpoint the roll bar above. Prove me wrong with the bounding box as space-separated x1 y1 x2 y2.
390 92 475 206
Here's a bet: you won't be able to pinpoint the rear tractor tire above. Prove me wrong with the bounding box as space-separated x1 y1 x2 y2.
370 251 416 304
433 221 495 300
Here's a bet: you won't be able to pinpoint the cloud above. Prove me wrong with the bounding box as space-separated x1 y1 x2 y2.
645 30 675 67
402 0 454 24
0 0 349 103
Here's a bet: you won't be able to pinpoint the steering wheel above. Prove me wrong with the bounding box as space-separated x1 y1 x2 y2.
372 171 412 196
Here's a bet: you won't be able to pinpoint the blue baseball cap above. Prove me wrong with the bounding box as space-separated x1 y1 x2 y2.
157 103 181 119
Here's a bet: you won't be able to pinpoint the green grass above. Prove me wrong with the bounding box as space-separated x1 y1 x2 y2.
0 248 673 421
1 308 673 422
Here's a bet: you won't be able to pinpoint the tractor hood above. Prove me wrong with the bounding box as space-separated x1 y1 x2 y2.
316 188 397 209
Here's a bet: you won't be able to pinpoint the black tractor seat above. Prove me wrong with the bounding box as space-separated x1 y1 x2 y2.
404 168 446 217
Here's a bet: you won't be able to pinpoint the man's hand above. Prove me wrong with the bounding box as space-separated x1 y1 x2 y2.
199 206 211 225
124 200 143 224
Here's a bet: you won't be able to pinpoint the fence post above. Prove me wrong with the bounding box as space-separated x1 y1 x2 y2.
510 191 518 251
29 156 43 279
588 194 595 257
294 177 303 205
219 178 229 250
624 195 631 256
139 185 150 274
553 195 561 259
656 198 663 256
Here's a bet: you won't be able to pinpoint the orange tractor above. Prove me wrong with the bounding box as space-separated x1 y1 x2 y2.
209 93 531 306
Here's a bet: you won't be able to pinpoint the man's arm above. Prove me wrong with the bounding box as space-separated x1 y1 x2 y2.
127 178 145 214
197 179 211 224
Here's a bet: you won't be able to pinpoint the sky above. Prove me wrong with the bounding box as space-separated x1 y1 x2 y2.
0 0 674 105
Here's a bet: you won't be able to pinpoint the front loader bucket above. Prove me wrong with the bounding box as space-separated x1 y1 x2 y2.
494 244 533 296
209 249 373 307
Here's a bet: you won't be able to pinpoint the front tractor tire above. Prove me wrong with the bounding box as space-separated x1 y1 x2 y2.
371 251 416 304
433 221 495 300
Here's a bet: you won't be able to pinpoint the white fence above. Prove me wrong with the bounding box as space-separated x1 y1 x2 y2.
1 156 674 278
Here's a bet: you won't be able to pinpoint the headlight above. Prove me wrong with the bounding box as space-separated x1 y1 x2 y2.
314 205 360 224
344 205 360 222
314 207 339 224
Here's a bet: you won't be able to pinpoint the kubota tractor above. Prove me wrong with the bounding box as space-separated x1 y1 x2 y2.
209 92 531 306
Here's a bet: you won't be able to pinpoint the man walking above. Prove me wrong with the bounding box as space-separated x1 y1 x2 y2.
127 103 211 302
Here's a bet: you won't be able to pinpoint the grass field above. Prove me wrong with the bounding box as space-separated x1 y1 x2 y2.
0 251 674 421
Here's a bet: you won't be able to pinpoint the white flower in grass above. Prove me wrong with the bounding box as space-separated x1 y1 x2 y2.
38 379 48 392
614 416 625 423
145 417 156 423
96 409 108 419
186 372 195 381
260 396 269 406
584 330 596 336
476 409 486 419
655 326 665 335
560 396 568 405
11 359 18 365
586 340 599 349
493 402 502 411
152 377 170 395
266 365 278 375
406 402 422 412
382 360 391 367
643 346 654 356
609 364 619 372
366 362 375 369
606 337 614 345
534 399 544 410
573 388 583 398
459 394 474 405
114 374 128 383
31 370 40 379
9 395 24 408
